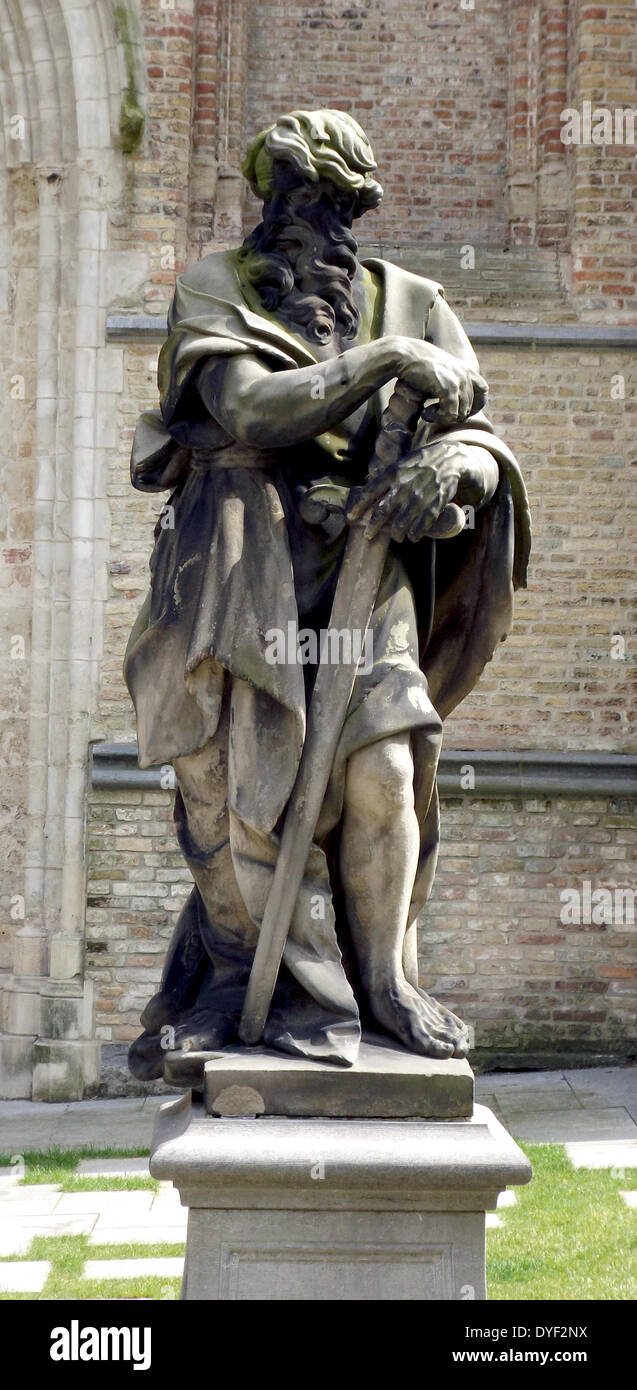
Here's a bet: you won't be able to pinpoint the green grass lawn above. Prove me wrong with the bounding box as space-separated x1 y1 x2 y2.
0 1148 180 1301
1 1142 635 1299
0 1147 155 1192
488 1143 637 1301
0 1236 183 1301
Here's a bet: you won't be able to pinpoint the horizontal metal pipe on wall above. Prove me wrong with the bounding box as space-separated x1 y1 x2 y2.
106 314 637 350
91 743 637 800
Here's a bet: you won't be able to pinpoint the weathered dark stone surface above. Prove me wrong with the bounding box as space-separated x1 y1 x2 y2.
125 109 530 1081
164 1034 473 1119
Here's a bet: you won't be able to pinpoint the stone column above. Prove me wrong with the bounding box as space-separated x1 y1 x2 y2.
0 159 66 1098
535 0 569 248
212 0 248 243
505 0 539 246
187 0 220 257
0 0 130 1099
31 168 113 1102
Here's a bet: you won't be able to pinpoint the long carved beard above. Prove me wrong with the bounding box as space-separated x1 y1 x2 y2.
238 209 360 344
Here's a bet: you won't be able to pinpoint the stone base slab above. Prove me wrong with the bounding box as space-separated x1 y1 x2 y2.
150 1092 532 1300
166 1035 473 1120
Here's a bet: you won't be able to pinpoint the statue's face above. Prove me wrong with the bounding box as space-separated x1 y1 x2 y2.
266 159 358 232
241 155 362 343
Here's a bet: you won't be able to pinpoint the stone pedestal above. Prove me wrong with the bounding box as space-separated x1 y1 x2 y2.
164 1035 474 1119
151 1080 532 1301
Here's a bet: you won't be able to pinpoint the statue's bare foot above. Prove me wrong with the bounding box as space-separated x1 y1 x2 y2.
414 988 471 1057
367 975 467 1059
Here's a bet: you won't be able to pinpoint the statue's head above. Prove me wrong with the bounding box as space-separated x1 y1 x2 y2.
242 109 383 219
238 110 383 345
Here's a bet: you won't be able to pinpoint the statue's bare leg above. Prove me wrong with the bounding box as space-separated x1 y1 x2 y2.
340 732 468 1058
403 913 470 1041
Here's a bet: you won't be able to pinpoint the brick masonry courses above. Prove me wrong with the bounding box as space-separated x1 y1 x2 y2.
98 341 637 753
87 785 636 1065
0 0 635 1093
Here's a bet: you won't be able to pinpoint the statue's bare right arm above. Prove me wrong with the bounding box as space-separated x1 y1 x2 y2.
197 337 488 451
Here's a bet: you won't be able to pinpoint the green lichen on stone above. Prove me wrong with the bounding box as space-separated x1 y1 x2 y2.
119 94 145 154
113 2 145 154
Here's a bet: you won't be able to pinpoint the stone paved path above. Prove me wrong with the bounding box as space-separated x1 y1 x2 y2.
0 1066 634 1154
0 1178 187 1253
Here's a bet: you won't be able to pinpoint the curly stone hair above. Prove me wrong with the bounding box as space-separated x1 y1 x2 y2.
238 110 382 343
242 109 383 217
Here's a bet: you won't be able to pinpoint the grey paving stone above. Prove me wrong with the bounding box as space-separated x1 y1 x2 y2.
565 1140 637 1169
497 1088 585 1115
150 1207 185 1227
565 1066 637 1116
471 1090 506 1120
0 1261 50 1292
0 1194 61 1216
513 1108 637 1144
46 1115 157 1150
0 1173 22 1188
0 1230 31 1257
65 1098 146 1115
486 1190 516 1214
619 1190 637 1208
2 1069 635 1156
76 1157 151 1177
55 1191 155 1215
1 1183 62 1199
150 1190 183 1213
83 1257 183 1280
0 1101 68 1118
0 1214 97 1239
0 1121 61 1154
479 1070 572 1093
0 1098 161 1155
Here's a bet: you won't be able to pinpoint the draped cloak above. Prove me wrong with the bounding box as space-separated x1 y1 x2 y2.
124 250 531 1070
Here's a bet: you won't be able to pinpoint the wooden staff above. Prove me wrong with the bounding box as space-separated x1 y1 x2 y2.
238 380 464 1046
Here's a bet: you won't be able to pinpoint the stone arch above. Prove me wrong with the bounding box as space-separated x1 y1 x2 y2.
0 0 145 1098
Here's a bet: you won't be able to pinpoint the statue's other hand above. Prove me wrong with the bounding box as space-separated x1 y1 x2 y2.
395 338 488 425
349 442 481 542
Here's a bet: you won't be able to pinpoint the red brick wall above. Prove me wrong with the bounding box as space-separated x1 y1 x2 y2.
568 3 637 318
536 0 570 247
243 0 509 247
424 793 636 1065
111 2 637 316
444 344 637 753
188 0 219 251
84 1 637 1068
98 342 637 757
108 0 196 314
87 784 636 1065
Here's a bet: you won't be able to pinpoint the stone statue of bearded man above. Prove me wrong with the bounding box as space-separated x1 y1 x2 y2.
125 110 530 1079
